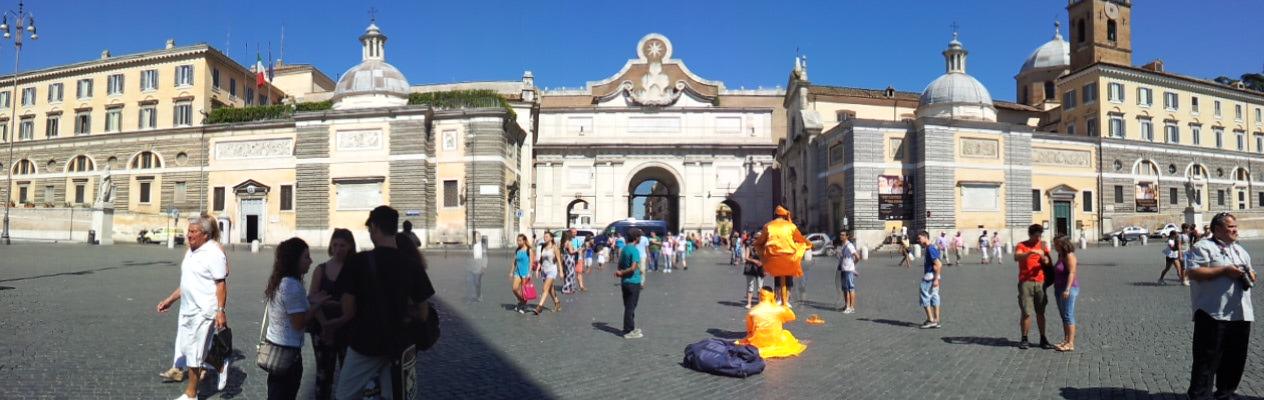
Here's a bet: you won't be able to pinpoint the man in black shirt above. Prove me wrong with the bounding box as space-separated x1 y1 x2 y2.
335 206 435 400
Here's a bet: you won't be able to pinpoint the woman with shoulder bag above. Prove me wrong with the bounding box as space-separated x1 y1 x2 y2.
259 238 326 400
743 232 766 309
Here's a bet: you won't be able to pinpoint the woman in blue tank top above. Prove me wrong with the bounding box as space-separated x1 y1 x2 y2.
511 234 533 312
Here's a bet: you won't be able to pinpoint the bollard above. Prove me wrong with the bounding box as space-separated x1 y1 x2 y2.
1112 236 1120 247
251 239 260 253
963 246 970 256
1141 236 1148 246
1079 236 1087 249
168 235 175 249
861 246 869 261
912 244 922 259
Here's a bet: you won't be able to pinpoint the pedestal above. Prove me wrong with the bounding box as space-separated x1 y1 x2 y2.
1184 208 1204 230
91 205 114 245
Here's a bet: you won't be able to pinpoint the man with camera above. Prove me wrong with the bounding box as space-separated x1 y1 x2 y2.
1185 212 1256 400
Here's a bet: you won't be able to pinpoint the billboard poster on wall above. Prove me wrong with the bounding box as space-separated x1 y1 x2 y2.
878 175 913 220
1135 182 1159 213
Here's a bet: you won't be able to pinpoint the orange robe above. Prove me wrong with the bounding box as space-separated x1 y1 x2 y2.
736 290 807 358
757 218 811 277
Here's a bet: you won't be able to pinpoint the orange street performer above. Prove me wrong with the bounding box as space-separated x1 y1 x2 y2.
754 206 812 307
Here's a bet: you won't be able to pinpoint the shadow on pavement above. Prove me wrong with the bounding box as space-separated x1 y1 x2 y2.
856 318 920 328
941 336 1015 348
1130 281 1166 287
799 300 841 312
0 262 165 283
1059 387 1262 399
706 328 745 340
592 322 624 337
716 300 747 308
420 297 556 399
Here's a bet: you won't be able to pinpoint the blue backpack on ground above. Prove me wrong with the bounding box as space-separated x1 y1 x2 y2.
682 338 766 378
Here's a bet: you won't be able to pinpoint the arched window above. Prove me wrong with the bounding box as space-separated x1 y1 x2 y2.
1044 81 1056 100
131 151 162 169
12 158 35 175
1133 160 1159 178
68 155 94 172
1106 20 1117 42
1189 164 1207 180
1076 19 1086 43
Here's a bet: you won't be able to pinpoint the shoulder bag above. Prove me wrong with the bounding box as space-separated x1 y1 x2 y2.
255 297 301 375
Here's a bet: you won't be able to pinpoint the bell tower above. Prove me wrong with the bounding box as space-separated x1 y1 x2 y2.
1067 0 1132 71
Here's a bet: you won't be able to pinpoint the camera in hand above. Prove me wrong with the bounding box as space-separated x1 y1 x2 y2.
1239 265 1255 290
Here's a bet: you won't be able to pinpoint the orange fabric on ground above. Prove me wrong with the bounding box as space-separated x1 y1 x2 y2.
737 289 807 358
757 214 811 278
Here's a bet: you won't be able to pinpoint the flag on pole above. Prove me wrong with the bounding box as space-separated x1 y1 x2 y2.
254 53 268 88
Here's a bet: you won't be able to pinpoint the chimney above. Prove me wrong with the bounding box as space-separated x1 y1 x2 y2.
1141 59 1164 73
165 39 175 49
100 49 110 59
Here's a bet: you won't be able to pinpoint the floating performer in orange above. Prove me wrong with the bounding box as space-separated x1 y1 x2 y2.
737 287 807 358
754 206 811 307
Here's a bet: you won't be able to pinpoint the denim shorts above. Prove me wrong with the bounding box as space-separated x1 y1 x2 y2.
1055 285 1079 326
919 279 940 307
839 270 857 291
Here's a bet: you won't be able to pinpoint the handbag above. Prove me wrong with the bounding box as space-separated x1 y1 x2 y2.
255 300 300 375
523 279 538 301
409 303 441 351
203 326 234 368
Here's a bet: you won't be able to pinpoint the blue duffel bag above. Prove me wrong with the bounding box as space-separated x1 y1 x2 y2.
682 338 766 378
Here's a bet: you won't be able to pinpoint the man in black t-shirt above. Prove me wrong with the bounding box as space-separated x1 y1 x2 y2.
335 206 435 400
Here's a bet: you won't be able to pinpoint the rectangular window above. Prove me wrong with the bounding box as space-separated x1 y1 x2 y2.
443 180 459 207
1214 100 1222 117
0 121 7 141
174 182 187 204
74 110 91 135
1191 125 1202 145
1256 134 1264 154
1215 128 1224 148
1082 83 1097 103
1108 115 1125 138
140 69 158 91
280 185 293 211
175 65 194 86
1235 104 1243 120
76 79 93 99
1170 188 1179 205
1259 192 1264 208
1108 82 1124 102
245 88 255 105
0 91 10 108
1165 123 1179 144
1218 190 1226 206
45 114 58 138
259 94 268 105
1083 191 1094 212
1139 118 1154 141
138 105 157 129
211 68 220 88
1235 130 1246 151
74 183 85 204
1164 92 1178 110
229 79 237 97
1137 87 1152 106
47 83 63 102
105 108 122 132
1114 185 1124 203
1066 121 1077 135
1191 96 1200 113
1063 90 1076 109
107 74 125 95
43 185 54 204
1031 189 1042 212
138 181 152 204
18 117 33 140
828 143 844 165
17 185 27 203
213 187 225 211
960 184 1000 212
1257 108 1262 123
1086 117 1098 136
173 101 193 127
20 87 35 106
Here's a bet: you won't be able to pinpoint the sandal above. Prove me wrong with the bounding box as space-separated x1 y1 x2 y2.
1056 344 1075 352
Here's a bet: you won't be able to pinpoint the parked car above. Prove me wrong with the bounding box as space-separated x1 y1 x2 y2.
139 227 185 245
1104 226 1149 242
1151 223 1180 238
595 219 669 248
807 233 834 256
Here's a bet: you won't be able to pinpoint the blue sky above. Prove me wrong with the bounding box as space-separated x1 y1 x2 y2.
16 0 1264 102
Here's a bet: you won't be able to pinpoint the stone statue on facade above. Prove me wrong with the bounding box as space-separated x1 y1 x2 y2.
95 166 114 208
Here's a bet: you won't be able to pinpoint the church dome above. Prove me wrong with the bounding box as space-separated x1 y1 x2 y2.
332 21 411 110
917 33 996 122
1019 23 1070 73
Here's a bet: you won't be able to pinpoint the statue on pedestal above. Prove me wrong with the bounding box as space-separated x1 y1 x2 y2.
95 167 114 209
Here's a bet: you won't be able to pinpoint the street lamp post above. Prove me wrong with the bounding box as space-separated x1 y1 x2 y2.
0 0 36 245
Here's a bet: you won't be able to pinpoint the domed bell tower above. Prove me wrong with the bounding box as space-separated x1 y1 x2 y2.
1067 0 1132 71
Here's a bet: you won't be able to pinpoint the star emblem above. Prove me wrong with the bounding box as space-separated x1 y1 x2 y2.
646 41 663 58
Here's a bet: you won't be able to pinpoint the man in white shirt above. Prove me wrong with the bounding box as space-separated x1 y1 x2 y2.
836 231 861 313
468 232 487 302
1185 213 1256 399
156 217 228 400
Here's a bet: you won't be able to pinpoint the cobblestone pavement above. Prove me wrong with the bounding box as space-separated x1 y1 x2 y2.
1 240 1263 399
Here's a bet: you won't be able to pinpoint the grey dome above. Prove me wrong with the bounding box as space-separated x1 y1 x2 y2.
1020 27 1069 73
919 73 993 107
333 60 410 99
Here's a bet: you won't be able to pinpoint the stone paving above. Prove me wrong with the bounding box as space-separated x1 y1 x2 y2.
1 240 1263 399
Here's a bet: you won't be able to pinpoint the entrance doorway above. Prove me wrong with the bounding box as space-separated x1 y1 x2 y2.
233 179 270 244
245 214 260 243
567 199 592 228
1053 201 1071 237
628 166 680 233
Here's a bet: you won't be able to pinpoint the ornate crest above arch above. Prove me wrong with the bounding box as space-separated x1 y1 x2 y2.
587 33 723 107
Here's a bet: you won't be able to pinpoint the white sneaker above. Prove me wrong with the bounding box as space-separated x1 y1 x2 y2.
623 329 643 339
843 308 855 314
1182 280 1190 287
217 359 231 391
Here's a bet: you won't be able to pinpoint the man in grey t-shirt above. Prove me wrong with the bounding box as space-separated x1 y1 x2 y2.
1185 213 1256 400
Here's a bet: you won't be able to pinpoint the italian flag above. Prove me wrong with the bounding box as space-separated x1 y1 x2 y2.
254 54 269 88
